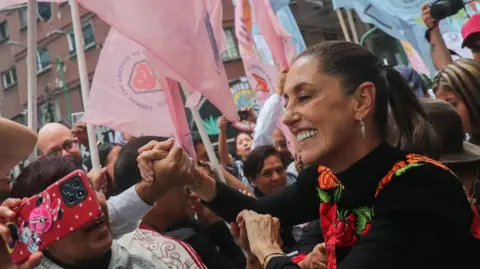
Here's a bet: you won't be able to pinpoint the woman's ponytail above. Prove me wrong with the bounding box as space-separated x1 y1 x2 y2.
384 66 440 158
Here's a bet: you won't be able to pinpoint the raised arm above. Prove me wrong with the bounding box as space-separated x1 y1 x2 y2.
193 166 320 227
421 3 452 71
217 117 233 166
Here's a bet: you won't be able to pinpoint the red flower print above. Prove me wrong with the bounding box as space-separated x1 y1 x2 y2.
318 166 340 190
375 161 406 197
406 154 451 172
335 214 358 247
320 203 337 241
326 238 337 269
470 204 480 239
361 223 372 236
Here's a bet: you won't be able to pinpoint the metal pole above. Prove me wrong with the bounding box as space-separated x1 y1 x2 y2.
181 87 226 183
336 9 351 42
27 0 38 161
69 0 100 171
56 58 72 123
346 9 359 44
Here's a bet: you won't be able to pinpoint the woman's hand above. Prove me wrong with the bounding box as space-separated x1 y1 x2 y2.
88 168 108 194
298 243 327 269
0 199 43 269
217 116 228 133
137 138 174 183
237 210 283 264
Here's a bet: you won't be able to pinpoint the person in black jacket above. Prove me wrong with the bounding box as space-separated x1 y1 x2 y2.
114 136 246 269
138 41 479 269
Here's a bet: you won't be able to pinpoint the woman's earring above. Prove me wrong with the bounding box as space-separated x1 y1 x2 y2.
359 118 366 139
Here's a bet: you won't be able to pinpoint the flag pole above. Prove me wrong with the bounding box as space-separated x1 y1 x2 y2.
346 9 359 44
69 0 100 171
27 0 38 161
335 9 351 42
181 87 226 183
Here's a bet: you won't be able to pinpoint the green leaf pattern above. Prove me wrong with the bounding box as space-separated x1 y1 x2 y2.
317 188 330 203
353 206 373 236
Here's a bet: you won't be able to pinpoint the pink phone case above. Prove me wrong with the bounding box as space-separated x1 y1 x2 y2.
6 170 101 264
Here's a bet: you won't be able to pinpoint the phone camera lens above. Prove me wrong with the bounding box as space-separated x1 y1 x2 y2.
67 194 75 204
76 189 85 199
72 178 81 188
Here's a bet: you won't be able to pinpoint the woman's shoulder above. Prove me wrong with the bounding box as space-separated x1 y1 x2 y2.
374 153 472 225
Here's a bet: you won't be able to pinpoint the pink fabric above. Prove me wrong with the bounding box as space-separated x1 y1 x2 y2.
251 0 296 70
82 29 195 157
235 0 277 108
76 0 238 122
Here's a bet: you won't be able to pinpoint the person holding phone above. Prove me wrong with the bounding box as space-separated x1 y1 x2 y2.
1 147 197 269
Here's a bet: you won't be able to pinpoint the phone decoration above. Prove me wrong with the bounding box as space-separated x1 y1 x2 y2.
15 193 64 253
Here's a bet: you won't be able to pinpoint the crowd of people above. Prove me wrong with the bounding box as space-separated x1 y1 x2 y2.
0 11 480 268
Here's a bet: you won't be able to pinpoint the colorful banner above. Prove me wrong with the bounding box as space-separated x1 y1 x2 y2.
332 0 477 74
229 77 257 132
400 41 430 77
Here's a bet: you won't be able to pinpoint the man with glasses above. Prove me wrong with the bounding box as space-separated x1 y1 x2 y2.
36 122 158 239
37 123 84 169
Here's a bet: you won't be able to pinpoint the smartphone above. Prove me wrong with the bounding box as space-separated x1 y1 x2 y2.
5 170 101 264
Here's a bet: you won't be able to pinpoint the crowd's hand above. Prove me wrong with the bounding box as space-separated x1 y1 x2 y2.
276 69 289 96
217 117 228 132
88 168 108 194
421 3 437 29
298 243 327 269
0 199 43 269
71 123 89 149
137 138 174 183
237 210 283 262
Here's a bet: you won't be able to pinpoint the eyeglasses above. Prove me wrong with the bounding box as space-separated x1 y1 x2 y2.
47 138 78 157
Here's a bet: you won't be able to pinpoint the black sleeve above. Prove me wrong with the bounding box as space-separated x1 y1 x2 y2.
295 219 324 254
184 233 245 269
204 221 246 268
265 256 300 269
338 163 475 269
206 166 320 227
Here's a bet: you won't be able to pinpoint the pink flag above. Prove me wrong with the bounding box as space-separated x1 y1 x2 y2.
251 0 296 70
235 0 277 107
82 29 195 157
76 0 238 122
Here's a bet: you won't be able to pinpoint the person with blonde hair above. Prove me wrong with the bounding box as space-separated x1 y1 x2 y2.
433 58 480 144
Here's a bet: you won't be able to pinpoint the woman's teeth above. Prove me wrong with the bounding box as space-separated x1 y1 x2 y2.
296 130 318 142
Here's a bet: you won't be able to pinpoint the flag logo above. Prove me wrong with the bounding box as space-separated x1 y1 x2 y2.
129 60 162 93
252 74 268 92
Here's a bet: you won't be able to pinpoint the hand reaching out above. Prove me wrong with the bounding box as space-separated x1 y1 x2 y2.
0 199 43 269
88 167 108 194
421 3 437 29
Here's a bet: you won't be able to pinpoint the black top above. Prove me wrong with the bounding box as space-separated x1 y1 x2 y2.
207 142 478 269
294 219 323 255
163 218 246 269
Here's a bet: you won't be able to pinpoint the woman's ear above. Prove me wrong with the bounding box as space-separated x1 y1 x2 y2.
352 82 376 120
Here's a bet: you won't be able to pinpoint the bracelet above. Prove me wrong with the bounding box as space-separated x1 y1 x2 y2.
262 252 286 267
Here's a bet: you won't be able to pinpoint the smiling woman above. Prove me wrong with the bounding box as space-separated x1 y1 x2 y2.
139 41 479 269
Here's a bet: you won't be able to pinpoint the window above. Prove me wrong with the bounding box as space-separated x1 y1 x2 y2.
39 100 60 127
37 49 51 72
221 28 240 62
0 21 9 42
19 7 28 29
2 67 17 89
67 22 95 55
37 3 52 22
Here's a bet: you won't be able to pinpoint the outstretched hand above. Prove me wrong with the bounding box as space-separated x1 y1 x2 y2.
0 199 43 269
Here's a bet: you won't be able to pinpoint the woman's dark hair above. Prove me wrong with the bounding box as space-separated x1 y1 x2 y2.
433 58 480 133
295 41 436 152
243 146 282 180
98 142 122 168
11 156 77 199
